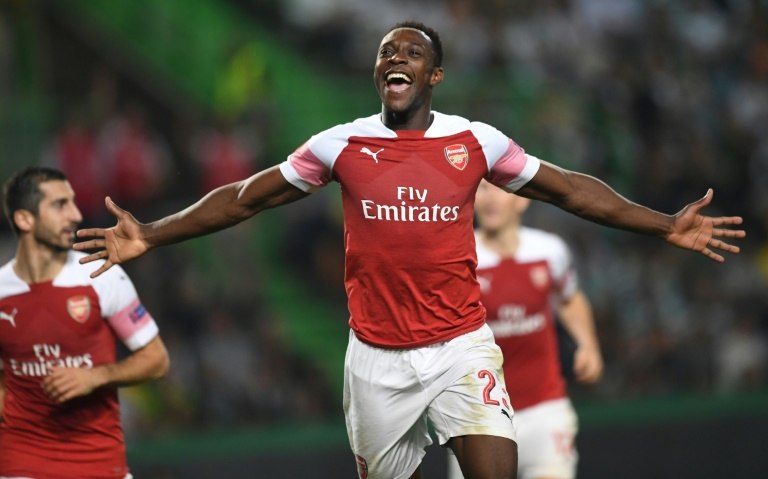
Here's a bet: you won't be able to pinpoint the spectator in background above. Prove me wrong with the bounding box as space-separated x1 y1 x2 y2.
197 309 263 424
44 109 105 224
716 310 768 393
194 119 258 195
96 102 171 211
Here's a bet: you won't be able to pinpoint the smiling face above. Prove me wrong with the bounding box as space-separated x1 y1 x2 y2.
24 180 83 252
374 27 444 120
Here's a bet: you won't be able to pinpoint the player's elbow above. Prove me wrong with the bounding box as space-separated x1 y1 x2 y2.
153 346 171 379
154 352 171 380
147 337 171 380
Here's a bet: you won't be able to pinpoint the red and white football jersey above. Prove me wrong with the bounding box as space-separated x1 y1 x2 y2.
475 227 578 411
280 112 540 348
0 251 159 479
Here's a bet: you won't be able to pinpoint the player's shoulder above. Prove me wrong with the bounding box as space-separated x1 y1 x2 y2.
429 112 508 146
426 111 494 137
55 251 130 288
0 258 15 280
0 258 28 299
517 227 569 261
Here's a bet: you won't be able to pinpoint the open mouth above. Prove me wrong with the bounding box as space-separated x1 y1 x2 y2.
385 72 412 92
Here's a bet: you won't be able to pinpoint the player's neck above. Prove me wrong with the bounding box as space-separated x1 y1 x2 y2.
381 106 433 131
480 225 520 258
14 241 68 284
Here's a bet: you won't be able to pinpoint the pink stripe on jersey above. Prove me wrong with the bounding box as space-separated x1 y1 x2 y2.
486 139 527 187
107 298 151 343
288 142 332 187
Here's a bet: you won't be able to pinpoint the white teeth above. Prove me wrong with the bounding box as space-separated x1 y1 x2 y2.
386 72 412 83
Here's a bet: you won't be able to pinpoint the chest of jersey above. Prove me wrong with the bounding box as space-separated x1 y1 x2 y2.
478 259 553 337
332 131 487 221
0 283 114 376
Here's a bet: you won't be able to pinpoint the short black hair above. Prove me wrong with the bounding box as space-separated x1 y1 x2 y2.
3 166 68 234
388 21 443 68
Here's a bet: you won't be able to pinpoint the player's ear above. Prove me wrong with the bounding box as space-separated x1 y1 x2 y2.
13 209 35 233
430 67 444 87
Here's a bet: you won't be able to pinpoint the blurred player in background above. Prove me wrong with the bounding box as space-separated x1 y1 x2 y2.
0 167 169 479
447 180 604 479
74 21 744 479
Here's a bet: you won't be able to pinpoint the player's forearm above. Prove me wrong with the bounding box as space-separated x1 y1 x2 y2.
522 163 674 237
94 336 170 388
567 174 673 236
142 182 254 247
141 166 306 248
558 291 600 351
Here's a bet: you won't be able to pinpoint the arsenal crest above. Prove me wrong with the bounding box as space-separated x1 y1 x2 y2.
529 266 550 290
67 295 91 323
444 144 469 170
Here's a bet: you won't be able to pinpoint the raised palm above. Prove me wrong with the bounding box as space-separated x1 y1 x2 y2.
665 189 745 263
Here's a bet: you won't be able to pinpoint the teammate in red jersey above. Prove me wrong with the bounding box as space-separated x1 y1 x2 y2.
447 180 604 479
74 21 744 479
0 167 169 479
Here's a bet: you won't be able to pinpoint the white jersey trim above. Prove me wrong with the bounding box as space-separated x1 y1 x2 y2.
506 154 541 192
278 111 538 193
123 321 160 351
279 160 313 192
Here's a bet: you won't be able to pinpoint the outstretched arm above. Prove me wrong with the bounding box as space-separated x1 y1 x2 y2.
517 161 745 262
41 336 170 403
75 166 308 277
557 290 603 384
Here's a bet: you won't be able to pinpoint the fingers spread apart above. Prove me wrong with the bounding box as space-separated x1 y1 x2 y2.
701 248 725 263
73 238 105 252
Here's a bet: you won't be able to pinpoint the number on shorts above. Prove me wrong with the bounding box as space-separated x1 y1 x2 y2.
477 370 500 406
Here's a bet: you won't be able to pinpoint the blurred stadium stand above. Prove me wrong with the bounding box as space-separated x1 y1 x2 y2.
1 0 767 477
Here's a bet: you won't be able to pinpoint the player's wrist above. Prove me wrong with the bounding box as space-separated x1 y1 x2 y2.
91 365 113 389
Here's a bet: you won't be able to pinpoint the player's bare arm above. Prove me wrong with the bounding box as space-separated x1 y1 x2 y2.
75 166 308 277
41 336 170 404
517 161 745 262
557 290 603 384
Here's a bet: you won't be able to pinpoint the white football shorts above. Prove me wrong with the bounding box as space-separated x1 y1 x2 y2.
447 397 578 479
344 323 516 479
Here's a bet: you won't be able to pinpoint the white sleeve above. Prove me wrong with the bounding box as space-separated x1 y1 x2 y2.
471 121 540 191
93 266 159 351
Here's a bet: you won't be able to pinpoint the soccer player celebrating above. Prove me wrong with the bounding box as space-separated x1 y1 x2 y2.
74 22 744 479
0 167 169 479
448 180 604 479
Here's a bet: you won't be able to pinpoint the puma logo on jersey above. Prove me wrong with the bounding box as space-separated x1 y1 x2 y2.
0 308 17 327
360 147 384 163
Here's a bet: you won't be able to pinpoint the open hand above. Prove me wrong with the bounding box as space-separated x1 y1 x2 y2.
665 189 745 263
74 197 150 277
